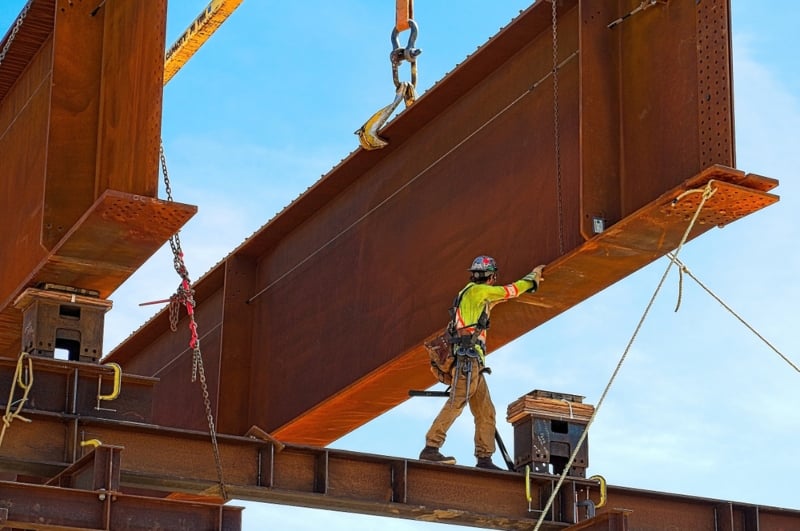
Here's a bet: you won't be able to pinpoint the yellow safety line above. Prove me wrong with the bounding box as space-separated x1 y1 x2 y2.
0 352 33 447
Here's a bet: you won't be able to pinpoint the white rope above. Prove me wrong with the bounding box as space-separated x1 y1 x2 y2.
667 253 799 373
532 181 717 530
0 352 33 448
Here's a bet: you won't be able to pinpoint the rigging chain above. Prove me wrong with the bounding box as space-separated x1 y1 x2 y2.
159 144 228 500
551 0 565 255
533 181 717 530
0 352 33 448
0 1 30 68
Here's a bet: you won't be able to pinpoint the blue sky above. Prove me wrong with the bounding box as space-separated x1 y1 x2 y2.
1 1 798 529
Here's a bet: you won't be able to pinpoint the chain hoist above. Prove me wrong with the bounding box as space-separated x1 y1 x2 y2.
0 2 31 68
159 144 228 500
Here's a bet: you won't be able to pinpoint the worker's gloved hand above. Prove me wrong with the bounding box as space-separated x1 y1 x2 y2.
523 265 545 291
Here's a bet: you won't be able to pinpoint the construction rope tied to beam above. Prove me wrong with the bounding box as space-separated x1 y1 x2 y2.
533 180 798 529
668 252 800 374
0 352 33 447
159 145 229 500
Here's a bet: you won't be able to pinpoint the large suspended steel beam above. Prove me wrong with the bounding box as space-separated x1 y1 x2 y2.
106 0 778 445
0 0 196 359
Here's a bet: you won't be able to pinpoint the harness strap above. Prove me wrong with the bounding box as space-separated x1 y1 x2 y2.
448 284 489 348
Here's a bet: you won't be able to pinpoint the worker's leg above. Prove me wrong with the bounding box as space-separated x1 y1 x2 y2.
468 370 496 458
424 362 471 447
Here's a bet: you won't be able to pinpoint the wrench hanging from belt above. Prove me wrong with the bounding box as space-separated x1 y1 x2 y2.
356 17 421 150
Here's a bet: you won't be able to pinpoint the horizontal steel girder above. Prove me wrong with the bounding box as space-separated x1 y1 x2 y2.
0 481 242 531
0 408 798 530
0 409 597 530
0 443 243 531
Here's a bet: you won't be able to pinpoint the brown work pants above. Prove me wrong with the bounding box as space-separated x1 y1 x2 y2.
424 357 496 458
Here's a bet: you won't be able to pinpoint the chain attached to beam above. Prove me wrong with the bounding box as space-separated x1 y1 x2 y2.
0 1 31 69
550 0 565 255
159 145 228 500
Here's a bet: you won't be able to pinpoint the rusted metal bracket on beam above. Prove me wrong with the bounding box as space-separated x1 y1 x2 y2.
45 444 123 491
0 480 243 531
566 509 630 530
0 442 243 530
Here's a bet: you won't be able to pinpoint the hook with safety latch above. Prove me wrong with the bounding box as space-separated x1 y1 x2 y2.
356 19 422 150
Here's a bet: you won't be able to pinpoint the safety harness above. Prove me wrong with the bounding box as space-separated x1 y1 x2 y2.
424 282 490 387
446 283 490 354
445 283 493 404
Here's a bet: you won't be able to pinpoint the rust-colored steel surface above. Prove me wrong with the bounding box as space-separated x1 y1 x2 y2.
565 511 628 531
0 0 787 528
11 444 239 531
107 0 777 447
0 0 196 359
0 374 798 531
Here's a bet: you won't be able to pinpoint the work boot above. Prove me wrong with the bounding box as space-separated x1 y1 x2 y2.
476 457 502 470
419 446 456 464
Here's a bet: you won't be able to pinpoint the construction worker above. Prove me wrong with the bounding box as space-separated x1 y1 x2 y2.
419 255 545 469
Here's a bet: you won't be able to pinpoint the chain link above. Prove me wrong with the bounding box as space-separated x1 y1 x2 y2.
551 0 565 255
0 1 31 68
159 142 228 499
390 19 421 104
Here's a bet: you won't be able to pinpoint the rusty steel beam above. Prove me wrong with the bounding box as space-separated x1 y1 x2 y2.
104 0 778 446
0 441 242 530
565 511 629 531
0 0 196 359
0 480 243 531
0 407 596 530
0 355 792 530
0 403 798 530
599 486 800 531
